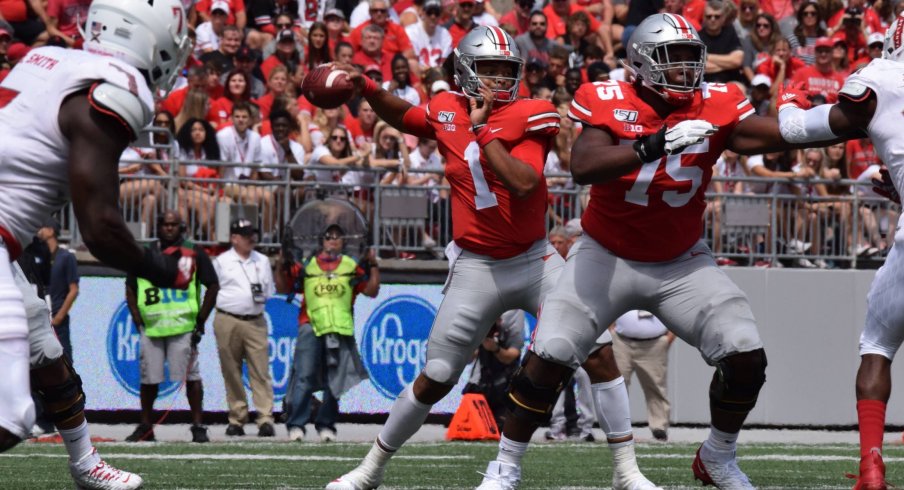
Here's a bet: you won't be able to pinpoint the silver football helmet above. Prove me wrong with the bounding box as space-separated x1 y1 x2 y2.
627 13 707 105
81 0 192 95
883 15 904 62
453 26 523 102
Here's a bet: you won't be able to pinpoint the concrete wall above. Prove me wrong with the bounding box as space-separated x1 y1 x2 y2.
628 268 892 426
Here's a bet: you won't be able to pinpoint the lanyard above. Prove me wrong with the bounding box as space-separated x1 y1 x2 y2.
234 129 250 163
238 257 260 285
270 135 286 163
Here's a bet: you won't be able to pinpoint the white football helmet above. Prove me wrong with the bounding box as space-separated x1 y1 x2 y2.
626 13 707 105
453 26 523 103
883 15 904 62
81 0 191 95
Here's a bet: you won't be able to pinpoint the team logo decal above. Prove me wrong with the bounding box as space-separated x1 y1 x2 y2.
438 111 456 123
613 109 638 123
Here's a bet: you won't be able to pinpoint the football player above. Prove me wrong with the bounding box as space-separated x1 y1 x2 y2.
476 13 821 490
776 14 904 490
325 26 659 490
0 0 192 488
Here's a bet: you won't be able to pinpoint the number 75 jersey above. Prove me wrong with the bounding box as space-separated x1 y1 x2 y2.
568 80 754 262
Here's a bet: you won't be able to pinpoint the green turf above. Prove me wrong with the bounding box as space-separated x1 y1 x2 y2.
1 440 899 489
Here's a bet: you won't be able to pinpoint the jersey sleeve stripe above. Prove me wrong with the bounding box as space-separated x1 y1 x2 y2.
739 107 755 120
571 100 592 117
528 112 561 122
737 100 751 109
527 122 560 131
567 109 590 123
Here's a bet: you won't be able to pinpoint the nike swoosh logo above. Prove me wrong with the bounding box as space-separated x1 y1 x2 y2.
490 128 503 133
690 251 706 257
71 436 83 443
542 253 555 261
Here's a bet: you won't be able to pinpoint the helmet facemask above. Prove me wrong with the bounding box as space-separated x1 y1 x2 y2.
635 41 706 105
453 51 523 103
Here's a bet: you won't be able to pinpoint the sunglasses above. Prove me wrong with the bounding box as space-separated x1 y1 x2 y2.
756 23 771 28
370 8 388 13
531 21 547 26
425 7 441 16
741 4 757 11
705 14 722 19
323 234 343 240
802 10 818 16
276 22 293 28
330 135 348 141
155 119 171 125
459 2 475 7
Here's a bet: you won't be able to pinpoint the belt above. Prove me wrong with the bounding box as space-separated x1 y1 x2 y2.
216 308 263 321
617 332 665 342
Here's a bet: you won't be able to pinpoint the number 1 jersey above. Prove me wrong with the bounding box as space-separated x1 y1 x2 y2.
568 81 753 262
425 91 560 259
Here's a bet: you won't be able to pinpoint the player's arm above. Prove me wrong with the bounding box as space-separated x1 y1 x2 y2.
195 249 220 328
469 85 542 197
61 93 184 288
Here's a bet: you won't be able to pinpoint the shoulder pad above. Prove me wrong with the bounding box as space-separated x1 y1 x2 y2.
88 82 153 141
839 80 872 103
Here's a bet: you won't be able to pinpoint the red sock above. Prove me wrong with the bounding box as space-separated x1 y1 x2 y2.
857 399 886 458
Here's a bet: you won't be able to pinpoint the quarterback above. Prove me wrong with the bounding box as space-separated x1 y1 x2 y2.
0 0 192 488
477 13 814 490
326 26 658 490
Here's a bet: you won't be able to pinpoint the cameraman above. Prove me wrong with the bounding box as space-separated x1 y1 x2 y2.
278 224 379 442
463 310 524 429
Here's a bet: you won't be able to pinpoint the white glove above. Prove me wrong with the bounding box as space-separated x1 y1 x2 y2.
663 120 718 155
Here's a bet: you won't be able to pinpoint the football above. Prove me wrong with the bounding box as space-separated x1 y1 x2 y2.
301 65 356 109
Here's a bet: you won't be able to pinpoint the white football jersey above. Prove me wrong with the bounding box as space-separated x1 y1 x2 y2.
0 46 154 254
405 22 452 68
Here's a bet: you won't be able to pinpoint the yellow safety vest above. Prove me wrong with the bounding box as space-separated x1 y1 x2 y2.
303 255 357 337
136 242 200 338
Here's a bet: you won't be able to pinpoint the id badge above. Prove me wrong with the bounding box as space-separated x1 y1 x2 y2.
251 283 266 304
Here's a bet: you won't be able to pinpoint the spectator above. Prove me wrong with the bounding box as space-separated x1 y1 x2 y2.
346 98 378 147
748 74 772 115
195 1 230 56
756 38 804 94
832 36 853 74
349 0 402 28
444 0 477 48
306 21 332 72
830 7 868 61
611 311 675 442
256 64 291 120
335 40 355 64
231 46 267 99
664 0 700 30
259 109 306 234
561 11 591 56
261 29 304 86
382 53 421 106
515 11 564 67
45 0 89 47
544 0 611 61
2 0 49 46
586 60 610 82
175 88 215 132
176 118 223 238
405 137 447 252
761 0 796 21
462 310 524 429
124 211 219 443
352 24 393 82
213 219 276 438
788 1 824 65
828 0 881 34
279 224 379 442
405 0 451 70
201 24 243 75
244 0 300 48
213 69 256 126
790 148 832 268
791 36 846 103
472 0 500 27
218 100 263 182
519 57 552 98
308 126 364 183
847 138 881 180
196 0 247 30
743 13 779 80
733 0 759 40
499 0 533 36
36 220 78 363
700 0 744 85
324 9 350 51
349 0 415 62
866 31 885 61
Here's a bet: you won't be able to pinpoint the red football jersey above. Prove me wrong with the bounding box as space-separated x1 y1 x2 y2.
419 92 560 259
569 80 754 262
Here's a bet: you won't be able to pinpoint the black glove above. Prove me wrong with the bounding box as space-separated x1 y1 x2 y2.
633 124 667 163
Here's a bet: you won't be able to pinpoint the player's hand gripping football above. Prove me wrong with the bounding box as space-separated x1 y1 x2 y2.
468 82 495 127
329 62 366 96
872 167 901 204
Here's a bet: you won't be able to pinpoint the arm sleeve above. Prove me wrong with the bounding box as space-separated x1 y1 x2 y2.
65 254 79 284
194 248 219 287
402 105 436 139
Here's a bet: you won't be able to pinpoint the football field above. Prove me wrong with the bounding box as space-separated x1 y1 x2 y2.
2 435 902 489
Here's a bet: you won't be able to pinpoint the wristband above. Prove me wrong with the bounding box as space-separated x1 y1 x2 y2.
362 75 380 97
474 125 499 146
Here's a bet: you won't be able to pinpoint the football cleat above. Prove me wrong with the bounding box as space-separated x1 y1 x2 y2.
325 460 385 490
70 449 143 490
847 448 888 490
476 461 521 490
692 445 755 489
613 469 663 490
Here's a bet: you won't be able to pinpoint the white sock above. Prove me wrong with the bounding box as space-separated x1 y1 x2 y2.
59 420 99 472
363 439 395 468
377 383 433 451
703 426 739 456
495 435 529 467
590 377 634 444
611 442 642 476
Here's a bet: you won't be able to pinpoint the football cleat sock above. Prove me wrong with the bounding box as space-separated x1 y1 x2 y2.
377 383 432 451
591 377 634 444
703 426 739 459
857 399 886 458
495 435 529 467
60 420 99 472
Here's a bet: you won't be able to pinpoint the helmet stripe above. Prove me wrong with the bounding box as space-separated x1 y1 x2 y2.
491 26 508 51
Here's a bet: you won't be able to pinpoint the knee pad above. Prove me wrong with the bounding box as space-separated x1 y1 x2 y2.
504 354 572 424
709 349 767 414
33 357 86 427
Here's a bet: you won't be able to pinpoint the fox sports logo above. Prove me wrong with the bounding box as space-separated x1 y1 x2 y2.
360 295 436 399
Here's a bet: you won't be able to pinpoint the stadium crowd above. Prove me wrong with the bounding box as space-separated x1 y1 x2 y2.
0 0 899 267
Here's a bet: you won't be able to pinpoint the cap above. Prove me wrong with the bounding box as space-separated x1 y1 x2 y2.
211 0 230 14
277 29 295 43
564 218 582 238
868 32 885 46
235 45 255 61
324 7 346 20
844 6 863 18
230 218 259 236
41 217 61 237
424 0 443 9
814 36 833 49
7 43 31 63
832 33 848 46
0 28 10 40
751 73 772 88
363 63 382 74
322 223 345 237
431 80 451 94
526 57 548 70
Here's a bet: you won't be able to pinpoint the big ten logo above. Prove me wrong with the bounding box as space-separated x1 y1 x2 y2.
142 286 189 306
241 296 300 403
360 295 436 399
106 302 179 396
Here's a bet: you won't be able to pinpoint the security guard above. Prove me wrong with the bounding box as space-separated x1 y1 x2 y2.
279 224 379 442
125 210 219 443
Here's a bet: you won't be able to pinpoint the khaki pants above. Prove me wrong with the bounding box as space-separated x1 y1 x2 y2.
214 312 274 426
612 332 671 432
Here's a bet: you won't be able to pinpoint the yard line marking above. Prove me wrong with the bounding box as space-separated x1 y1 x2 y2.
636 453 895 462
0 453 471 462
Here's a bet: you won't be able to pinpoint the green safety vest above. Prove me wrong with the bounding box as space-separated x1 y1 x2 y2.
136 241 200 338
303 255 357 337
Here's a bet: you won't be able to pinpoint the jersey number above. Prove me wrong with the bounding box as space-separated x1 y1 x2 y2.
594 80 624 100
624 139 707 207
465 141 498 210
